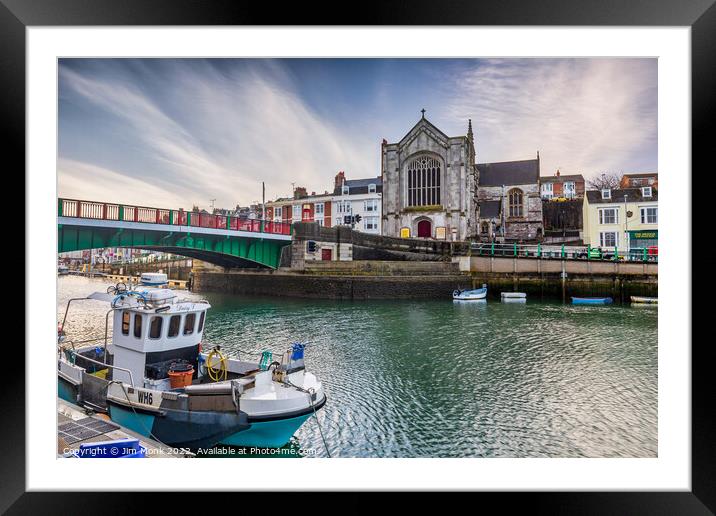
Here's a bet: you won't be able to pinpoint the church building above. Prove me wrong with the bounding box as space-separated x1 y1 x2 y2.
476 157 543 241
381 112 543 242
380 112 479 241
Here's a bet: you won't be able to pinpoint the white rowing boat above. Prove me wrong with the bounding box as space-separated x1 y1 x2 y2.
501 292 526 299
631 296 657 304
453 285 488 301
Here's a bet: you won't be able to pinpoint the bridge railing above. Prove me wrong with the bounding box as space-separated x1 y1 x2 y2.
469 242 658 263
58 198 291 236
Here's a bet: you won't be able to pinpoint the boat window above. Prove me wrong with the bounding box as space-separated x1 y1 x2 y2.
133 314 143 339
121 311 130 335
198 311 205 332
149 316 163 339
168 315 181 338
184 313 196 335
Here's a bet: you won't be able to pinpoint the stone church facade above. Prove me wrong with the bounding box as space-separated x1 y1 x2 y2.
381 113 543 242
381 115 479 241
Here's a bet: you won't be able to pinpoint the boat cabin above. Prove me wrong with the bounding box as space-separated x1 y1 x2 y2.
107 288 210 390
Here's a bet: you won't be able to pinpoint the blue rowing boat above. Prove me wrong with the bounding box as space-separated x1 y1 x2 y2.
571 297 613 305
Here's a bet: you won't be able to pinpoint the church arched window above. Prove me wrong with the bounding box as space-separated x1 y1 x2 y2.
508 188 524 218
407 156 441 207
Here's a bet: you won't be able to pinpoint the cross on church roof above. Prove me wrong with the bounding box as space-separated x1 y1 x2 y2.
421 108 426 118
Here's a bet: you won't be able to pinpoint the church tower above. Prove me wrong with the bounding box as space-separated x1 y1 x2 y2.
380 111 478 241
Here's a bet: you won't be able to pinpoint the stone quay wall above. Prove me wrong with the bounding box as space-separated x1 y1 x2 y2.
193 258 657 302
109 258 193 280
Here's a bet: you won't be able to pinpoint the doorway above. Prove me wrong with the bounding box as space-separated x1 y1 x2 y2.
417 219 432 238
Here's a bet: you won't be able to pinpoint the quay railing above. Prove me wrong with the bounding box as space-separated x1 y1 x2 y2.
58 198 292 236
469 242 658 263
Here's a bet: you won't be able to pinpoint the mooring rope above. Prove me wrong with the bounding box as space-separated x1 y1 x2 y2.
307 387 331 458
283 376 331 458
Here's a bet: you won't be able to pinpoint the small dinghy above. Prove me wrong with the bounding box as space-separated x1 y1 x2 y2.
571 296 613 305
453 284 487 301
631 296 657 304
501 292 526 302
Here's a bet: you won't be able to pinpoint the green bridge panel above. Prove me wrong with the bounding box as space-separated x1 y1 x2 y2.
58 224 289 269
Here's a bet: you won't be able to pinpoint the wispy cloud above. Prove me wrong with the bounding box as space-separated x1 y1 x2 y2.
59 60 375 209
443 58 657 178
58 158 190 208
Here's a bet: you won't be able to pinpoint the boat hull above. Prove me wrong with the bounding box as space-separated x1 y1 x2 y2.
108 401 250 450
571 297 613 305
58 376 79 404
220 414 312 448
220 396 327 448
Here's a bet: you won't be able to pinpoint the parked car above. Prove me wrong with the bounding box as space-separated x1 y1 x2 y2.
575 247 604 260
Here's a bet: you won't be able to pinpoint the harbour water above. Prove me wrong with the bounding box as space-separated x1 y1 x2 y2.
58 276 657 458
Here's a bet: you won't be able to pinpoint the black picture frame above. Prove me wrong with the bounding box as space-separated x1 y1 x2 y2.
5 0 713 512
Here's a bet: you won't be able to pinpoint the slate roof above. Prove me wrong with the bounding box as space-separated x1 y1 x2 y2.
540 174 585 183
477 159 540 187
585 188 658 204
333 177 382 195
478 200 501 219
267 192 333 205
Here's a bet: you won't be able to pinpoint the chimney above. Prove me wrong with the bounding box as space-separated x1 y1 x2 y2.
556 169 560 177
334 171 346 189
311 191 316 196
293 186 308 199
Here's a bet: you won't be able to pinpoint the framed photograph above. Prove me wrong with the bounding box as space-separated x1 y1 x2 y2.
7 0 713 511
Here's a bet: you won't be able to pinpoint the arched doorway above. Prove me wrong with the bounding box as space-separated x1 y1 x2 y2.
417 219 432 238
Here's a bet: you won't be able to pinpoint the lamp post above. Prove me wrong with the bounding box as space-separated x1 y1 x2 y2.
623 194 629 255
501 184 506 240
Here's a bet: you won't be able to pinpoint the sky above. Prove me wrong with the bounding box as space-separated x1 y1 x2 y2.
58 58 657 210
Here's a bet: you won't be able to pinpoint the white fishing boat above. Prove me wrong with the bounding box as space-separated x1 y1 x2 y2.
139 272 168 286
58 284 326 450
453 284 488 301
58 264 70 275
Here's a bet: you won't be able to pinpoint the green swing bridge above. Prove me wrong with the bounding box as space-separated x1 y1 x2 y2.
57 198 292 269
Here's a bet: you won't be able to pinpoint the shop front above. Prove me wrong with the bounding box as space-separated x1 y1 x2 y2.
628 230 658 260
628 229 658 249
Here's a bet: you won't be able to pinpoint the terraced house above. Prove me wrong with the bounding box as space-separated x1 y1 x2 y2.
582 184 658 253
265 172 382 235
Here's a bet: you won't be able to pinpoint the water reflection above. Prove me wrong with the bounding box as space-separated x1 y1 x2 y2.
58 276 658 458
